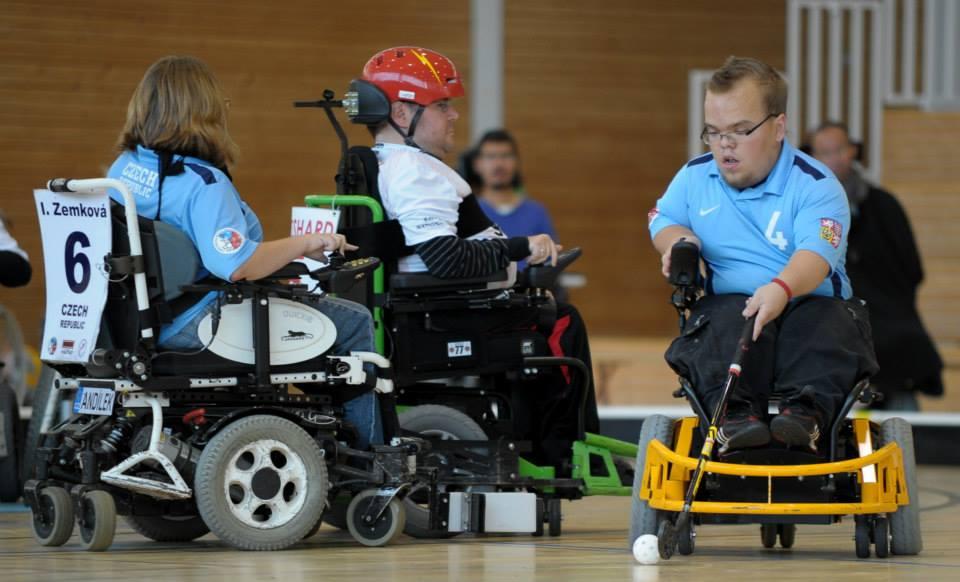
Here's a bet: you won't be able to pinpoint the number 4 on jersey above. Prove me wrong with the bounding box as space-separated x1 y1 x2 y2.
765 211 788 250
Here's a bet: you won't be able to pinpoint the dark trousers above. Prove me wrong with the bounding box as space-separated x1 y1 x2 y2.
508 302 599 469
665 294 878 422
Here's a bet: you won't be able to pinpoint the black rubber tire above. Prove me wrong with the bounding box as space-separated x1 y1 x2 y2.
656 518 675 560
321 491 351 531
125 514 210 542
194 415 327 551
874 516 889 558
880 418 923 555
20 365 59 483
855 516 871 558
778 523 796 549
761 524 778 548
0 382 21 502
346 489 406 547
677 518 695 555
31 486 74 546
398 405 487 539
547 498 562 537
78 490 117 551
628 414 674 550
533 497 545 537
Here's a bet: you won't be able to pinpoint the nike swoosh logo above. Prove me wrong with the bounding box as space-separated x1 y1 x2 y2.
699 205 720 216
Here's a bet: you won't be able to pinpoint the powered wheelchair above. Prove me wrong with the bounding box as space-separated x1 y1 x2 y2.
629 241 922 560
24 177 432 551
293 85 640 540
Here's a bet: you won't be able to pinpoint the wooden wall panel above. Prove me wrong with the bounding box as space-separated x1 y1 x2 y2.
883 109 960 343
0 0 470 347
1 0 792 348
504 0 786 336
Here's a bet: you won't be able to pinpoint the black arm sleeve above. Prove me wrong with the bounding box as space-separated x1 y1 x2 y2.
0 251 32 287
415 235 531 279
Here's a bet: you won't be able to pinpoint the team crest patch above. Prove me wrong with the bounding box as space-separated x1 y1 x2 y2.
213 228 245 254
819 218 843 248
647 207 659 225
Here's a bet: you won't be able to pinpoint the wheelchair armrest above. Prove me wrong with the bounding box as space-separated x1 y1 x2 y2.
524 247 582 289
389 269 508 292
261 262 311 280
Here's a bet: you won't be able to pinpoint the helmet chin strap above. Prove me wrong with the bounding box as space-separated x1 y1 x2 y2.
387 104 441 159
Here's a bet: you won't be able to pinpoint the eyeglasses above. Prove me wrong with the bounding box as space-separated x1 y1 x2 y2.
701 113 777 146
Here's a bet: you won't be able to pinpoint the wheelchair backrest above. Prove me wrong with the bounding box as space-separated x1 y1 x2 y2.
101 201 201 350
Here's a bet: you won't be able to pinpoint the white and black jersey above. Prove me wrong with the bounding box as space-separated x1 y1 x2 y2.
374 143 529 283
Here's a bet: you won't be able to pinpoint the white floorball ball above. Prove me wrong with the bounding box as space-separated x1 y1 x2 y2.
632 534 660 565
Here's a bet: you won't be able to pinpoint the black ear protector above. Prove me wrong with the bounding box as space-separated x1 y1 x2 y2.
346 79 425 150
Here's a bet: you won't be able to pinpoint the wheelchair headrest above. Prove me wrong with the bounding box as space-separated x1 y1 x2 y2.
345 79 391 126
154 221 202 301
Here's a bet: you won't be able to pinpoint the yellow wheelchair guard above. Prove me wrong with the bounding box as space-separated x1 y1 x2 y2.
638 417 910 515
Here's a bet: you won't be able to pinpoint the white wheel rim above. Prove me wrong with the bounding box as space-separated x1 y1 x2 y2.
223 439 308 529
420 428 461 440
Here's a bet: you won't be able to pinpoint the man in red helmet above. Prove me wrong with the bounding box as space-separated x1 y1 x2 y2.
360 46 599 469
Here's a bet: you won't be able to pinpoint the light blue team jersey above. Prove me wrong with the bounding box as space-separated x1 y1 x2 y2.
649 140 852 299
107 145 262 343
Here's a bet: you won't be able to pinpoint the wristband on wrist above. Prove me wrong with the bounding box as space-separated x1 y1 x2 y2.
771 277 793 301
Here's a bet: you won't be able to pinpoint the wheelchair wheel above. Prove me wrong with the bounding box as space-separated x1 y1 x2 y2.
880 418 923 555
346 489 406 547
760 524 777 548
628 414 674 550
855 515 871 558
398 405 488 539
677 518 695 555
547 498 562 537
0 381 20 502
194 414 327 551
874 516 889 558
78 490 117 551
31 486 74 546
126 514 210 542
321 490 351 531
20 365 60 483
778 523 796 548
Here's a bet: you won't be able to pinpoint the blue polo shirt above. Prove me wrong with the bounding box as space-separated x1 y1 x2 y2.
649 140 851 299
107 145 262 343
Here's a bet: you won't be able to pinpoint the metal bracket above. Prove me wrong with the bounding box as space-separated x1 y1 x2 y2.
100 396 191 500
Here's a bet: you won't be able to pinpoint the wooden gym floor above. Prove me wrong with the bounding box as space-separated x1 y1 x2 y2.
0 465 957 581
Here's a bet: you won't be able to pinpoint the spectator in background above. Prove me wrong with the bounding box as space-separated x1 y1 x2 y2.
0 211 31 287
809 121 943 410
466 130 559 268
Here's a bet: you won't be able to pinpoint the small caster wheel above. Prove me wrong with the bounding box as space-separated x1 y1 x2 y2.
854 515 871 558
346 489 406 547
677 518 695 555
78 490 117 551
761 524 777 548
778 524 796 548
547 498 562 537
873 517 889 558
31 486 74 547
656 519 676 560
533 497 545 537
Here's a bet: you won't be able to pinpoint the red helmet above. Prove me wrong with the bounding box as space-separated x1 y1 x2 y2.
362 46 464 106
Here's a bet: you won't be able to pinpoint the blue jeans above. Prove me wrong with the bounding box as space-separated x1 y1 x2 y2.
161 295 383 449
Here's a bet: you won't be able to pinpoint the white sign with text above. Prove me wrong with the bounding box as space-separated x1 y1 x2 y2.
35 189 111 363
290 206 340 289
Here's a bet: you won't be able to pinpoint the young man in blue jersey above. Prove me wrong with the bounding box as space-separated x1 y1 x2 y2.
649 57 878 453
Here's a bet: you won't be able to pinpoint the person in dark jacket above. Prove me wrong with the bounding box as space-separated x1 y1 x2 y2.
0 212 31 288
810 121 943 409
